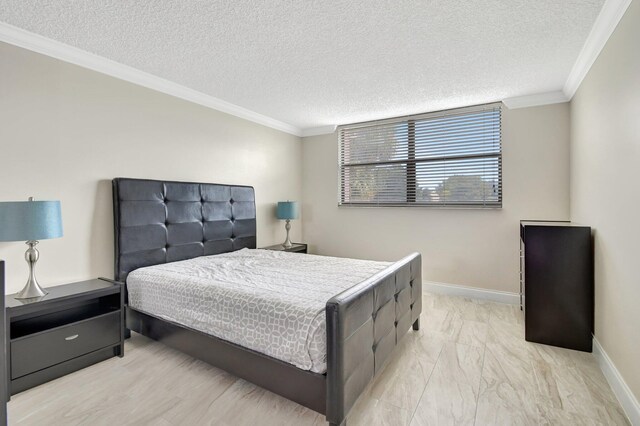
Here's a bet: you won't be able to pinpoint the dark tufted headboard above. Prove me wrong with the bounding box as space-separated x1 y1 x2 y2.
112 178 256 282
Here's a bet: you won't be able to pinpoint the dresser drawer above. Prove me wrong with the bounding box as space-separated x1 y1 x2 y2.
11 311 120 379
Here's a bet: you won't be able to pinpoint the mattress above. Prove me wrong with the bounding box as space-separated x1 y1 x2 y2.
127 248 391 373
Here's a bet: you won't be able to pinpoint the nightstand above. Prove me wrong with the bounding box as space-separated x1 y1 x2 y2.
5 278 124 396
261 243 308 253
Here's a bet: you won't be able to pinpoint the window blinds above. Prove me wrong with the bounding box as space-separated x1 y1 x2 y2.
338 103 502 207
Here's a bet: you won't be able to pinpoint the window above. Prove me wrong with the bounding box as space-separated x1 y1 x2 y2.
338 103 502 207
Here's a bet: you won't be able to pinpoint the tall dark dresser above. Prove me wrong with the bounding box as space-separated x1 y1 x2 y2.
520 221 594 352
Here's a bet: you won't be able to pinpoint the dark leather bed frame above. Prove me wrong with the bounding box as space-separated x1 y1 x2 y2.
112 177 422 426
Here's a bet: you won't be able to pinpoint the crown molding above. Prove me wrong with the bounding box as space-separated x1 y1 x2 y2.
1 0 631 135
305 92 570 130
463 0 633 110
300 125 337 137
0 22 302 137
563 0 632 98
502 91 569 109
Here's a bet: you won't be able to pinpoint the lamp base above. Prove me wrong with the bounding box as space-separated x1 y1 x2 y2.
15 241 48 300
15 280 48 299
282 219 293 249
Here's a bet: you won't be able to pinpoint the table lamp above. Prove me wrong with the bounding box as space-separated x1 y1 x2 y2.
276 201 299 249
0 197 63 299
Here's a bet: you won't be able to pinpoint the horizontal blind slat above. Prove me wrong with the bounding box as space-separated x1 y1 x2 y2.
339 104 502 207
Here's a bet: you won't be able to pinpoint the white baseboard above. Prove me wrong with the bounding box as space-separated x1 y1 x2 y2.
592 337 640 425
422 280 519 305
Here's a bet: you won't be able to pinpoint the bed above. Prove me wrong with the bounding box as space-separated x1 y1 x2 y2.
112 177 422 426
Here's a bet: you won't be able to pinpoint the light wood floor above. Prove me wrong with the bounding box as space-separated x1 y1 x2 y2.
8 292 629 425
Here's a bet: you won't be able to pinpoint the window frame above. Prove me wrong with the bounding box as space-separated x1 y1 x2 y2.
337 102 503 208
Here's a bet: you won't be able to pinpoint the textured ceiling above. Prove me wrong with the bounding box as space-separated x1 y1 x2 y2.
0 1 604 131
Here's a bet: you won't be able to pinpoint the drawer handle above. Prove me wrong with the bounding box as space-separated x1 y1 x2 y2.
65 334 79 341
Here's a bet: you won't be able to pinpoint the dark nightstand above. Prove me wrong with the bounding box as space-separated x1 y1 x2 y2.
261 243 308 253
5 278 124 396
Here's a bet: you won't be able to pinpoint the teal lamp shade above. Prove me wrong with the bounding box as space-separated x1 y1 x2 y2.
276 201 299 220
0 200 63 242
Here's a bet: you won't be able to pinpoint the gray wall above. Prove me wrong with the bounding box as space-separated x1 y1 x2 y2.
0 42 302 293
570 0 640 403
302 103 571 293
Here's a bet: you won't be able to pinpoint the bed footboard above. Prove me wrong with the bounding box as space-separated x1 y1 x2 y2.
325 253 422 425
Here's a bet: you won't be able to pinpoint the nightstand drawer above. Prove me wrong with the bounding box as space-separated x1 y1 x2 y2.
11 311 120 379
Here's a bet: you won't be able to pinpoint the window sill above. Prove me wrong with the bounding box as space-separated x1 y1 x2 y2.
337 204 502 210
